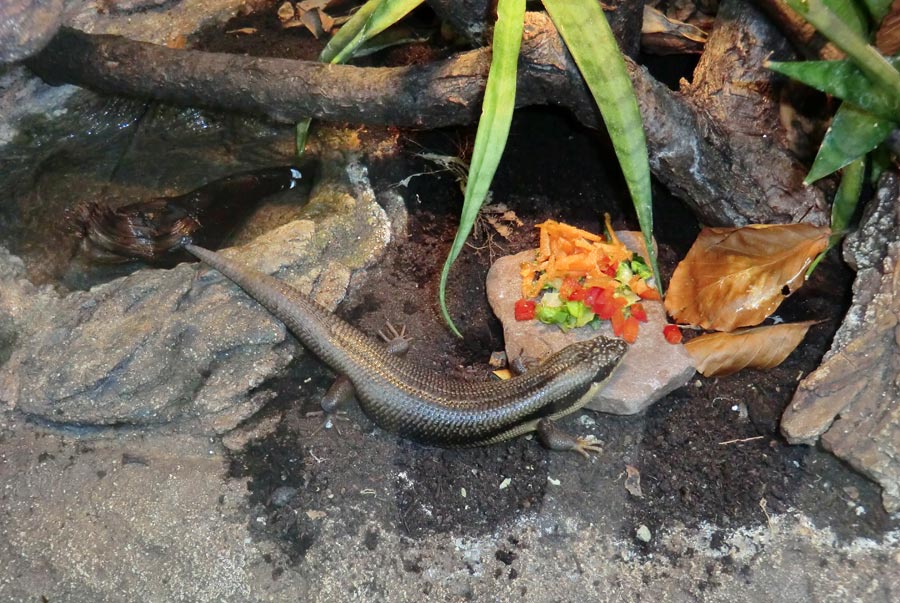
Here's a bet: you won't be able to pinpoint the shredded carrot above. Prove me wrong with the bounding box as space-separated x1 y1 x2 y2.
521 215 635 298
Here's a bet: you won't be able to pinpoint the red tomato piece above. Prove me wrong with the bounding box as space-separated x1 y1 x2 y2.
567 286 587 302
630 303 648 322
558 277 584 301
583 286 603 307
663 324 683 344
622 316 640 343
592 292 614 320
514 299 536 321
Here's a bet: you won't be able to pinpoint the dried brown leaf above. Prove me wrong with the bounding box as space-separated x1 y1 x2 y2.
685 321 818 377
299 10 326 38
665 224 829 331
277 1 296 22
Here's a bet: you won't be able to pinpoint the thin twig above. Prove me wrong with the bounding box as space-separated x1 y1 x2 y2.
718 435 765 445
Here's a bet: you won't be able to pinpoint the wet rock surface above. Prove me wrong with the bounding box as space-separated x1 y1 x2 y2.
0 159 391 433
782 174 900 512
486 234 695 415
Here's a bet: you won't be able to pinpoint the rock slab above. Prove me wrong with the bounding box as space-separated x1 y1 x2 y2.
486 232 695 415
781 173 900 512
0 159 392 434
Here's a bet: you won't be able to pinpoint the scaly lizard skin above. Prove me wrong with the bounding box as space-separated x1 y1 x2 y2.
186 244 626 450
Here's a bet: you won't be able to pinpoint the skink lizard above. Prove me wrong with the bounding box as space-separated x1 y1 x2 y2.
185 244 626 453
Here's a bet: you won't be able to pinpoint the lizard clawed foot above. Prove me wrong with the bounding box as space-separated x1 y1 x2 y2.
536 418 603 458
510 348 540 375
570 436 603 459
304 410 349 436
377 322 412 355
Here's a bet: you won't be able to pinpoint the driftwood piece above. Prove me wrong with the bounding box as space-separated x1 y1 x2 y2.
782 174 900 513
651 0 827 226
26 8 827 226
750 0 843 60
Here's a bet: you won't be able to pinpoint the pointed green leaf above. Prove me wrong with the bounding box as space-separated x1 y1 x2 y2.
831 156 864 238
861 0 893 24
438 0 525 336
295 118 312 157
785 0 900 101
806 103 895 183
767 56 900 121
822 0 869 36
808 156 864 276
320 0 384 63
870 142 893 184
542 0 659 292
320 0 423 65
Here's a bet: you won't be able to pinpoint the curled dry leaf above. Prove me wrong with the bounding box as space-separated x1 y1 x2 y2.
684 321 819 377
665 224 830 331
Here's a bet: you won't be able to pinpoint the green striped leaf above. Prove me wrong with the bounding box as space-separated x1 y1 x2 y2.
542 0 659 291
320 0 423 65
806 103 895 183
766 56 900 120
861 0 893 24
767 55 900 121
438 0 525 336
808 156 864 275
822 0 870 36
786 0 900 101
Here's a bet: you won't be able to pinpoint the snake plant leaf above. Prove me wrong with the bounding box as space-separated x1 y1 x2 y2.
320 0 384 63
822 0 870 36
785 0 900 101
296 0 422 158
438 0 525 337
806 103 896 183
807 156 865 275
767 56 900 121
542 0 659 293
862 0 894 23
320 0 423 65
870 143 893 184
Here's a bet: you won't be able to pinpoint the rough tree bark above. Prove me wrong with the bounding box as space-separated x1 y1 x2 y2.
26 2 827 226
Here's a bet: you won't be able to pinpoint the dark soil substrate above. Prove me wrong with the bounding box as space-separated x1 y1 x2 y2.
228 108 895 565
206 2 896 564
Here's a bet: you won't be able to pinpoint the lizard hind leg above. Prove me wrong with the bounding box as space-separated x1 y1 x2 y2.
306 321 412 436
536 419 602 458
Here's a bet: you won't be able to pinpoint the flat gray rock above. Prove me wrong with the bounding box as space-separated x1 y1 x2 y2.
781 173 900 512
0 159 392 434
486 232 695 415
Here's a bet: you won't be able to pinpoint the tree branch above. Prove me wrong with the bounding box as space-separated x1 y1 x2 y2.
26 10 827 226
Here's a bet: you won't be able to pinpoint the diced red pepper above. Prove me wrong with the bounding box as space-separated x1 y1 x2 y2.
592 291 615 320
567 286 587 302
558 277 585 302
622 316 640 343
583 286 604 308
514 299 536 321
630 303 648 322
663 324 683 344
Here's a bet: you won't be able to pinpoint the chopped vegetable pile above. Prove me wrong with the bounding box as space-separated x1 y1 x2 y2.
516 216 663 343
